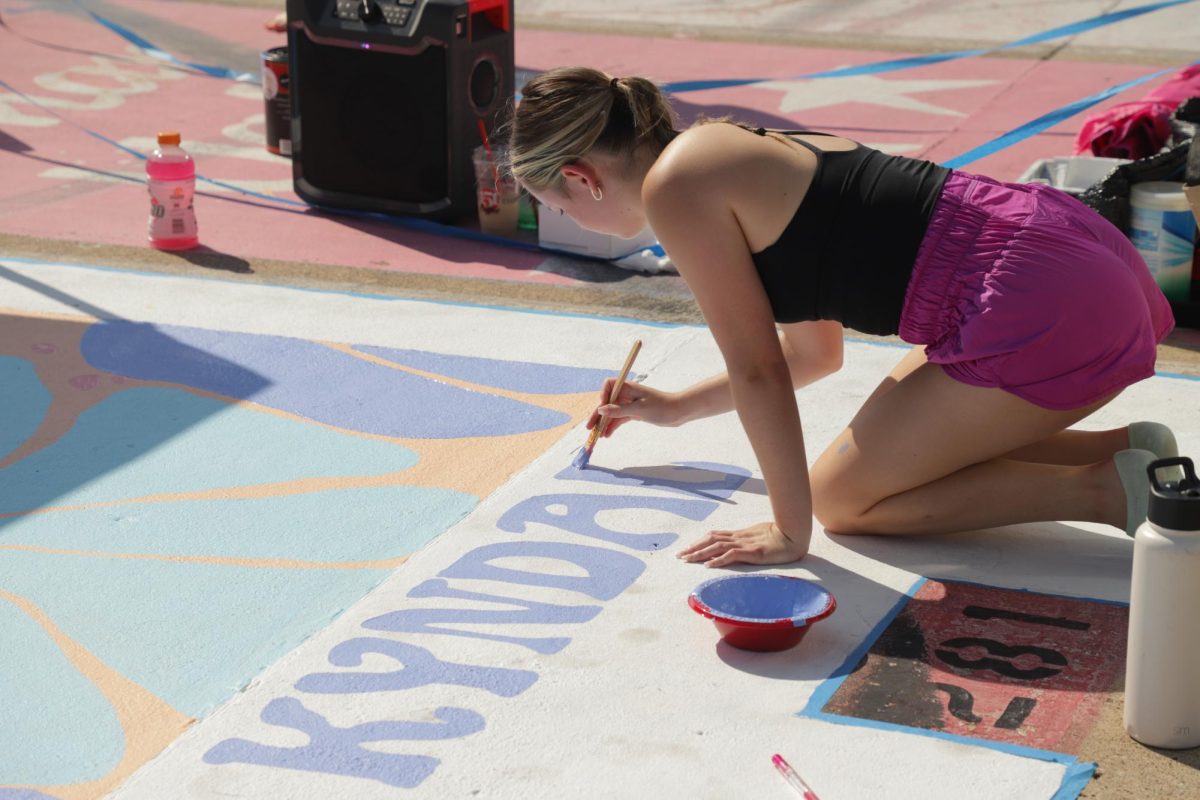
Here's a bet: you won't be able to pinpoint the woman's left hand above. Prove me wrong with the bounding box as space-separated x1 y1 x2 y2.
676 521 809 568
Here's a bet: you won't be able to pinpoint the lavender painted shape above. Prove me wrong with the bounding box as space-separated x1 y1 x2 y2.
364 579 600 654
497 494 719 551
296 638 537 697
438 541 645 600
204 698 482 788
353 346 615 394
555 461 753 501
80 321 568 438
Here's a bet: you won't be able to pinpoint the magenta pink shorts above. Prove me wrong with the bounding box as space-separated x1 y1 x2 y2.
899 170 1176 410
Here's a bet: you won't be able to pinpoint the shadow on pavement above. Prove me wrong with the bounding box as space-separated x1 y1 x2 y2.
0 265 270 527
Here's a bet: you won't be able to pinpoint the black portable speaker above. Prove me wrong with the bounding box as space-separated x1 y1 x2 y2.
286 0 514 220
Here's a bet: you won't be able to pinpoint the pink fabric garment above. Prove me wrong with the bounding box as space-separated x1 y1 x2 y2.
1144 64 1200 104
1074 64 1200 159
900 171 1174 410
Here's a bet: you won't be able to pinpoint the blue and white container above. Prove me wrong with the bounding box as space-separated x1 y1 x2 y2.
1129 181 1197 301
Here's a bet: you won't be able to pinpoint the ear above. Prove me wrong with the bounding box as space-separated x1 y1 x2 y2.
560 160 601 195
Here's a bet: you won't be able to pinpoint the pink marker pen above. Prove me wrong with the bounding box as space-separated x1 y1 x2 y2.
771 753 822 800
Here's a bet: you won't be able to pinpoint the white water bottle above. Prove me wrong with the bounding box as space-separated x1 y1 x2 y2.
1125 456 1200 748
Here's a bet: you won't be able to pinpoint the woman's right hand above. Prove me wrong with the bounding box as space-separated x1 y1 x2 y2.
587 379 684 437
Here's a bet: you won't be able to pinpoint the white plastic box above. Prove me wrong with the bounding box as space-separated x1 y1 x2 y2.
1017 156 1130 196
537 202 659 259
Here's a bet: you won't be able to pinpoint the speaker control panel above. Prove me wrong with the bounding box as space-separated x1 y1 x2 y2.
334 0 417 27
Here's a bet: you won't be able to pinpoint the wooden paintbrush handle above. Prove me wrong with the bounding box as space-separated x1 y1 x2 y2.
595 339 641 440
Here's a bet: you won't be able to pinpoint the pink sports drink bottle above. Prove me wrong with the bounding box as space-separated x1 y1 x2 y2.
147 131 199 250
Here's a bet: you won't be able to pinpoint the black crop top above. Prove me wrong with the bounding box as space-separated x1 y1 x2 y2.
747 128 950 335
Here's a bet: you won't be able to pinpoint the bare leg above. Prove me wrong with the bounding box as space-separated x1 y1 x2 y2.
1000 428 1130 465
810 361 1124 535
859 346 1130 466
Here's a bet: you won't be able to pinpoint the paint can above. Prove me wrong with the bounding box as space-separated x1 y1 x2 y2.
261 46 291 156
1129 181 1197 302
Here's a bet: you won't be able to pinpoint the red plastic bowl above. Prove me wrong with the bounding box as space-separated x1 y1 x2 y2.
688 574 836 652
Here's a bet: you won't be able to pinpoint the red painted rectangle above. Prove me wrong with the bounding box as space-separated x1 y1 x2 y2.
823 580 1127 753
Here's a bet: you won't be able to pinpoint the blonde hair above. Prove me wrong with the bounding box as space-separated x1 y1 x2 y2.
507 67 679 191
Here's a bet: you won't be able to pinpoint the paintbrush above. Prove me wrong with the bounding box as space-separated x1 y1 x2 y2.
572 339 642 469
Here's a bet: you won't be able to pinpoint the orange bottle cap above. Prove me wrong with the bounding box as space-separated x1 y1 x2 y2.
157 131 181 146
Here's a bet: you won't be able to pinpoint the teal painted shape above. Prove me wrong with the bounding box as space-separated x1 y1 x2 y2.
0 550 389 718
0 598 123 784
0 484 473 718
0 388 419 516
0 486 477 563
0 357 50 463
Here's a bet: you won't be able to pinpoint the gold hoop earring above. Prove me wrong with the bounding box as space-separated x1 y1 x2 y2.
591 185 603 201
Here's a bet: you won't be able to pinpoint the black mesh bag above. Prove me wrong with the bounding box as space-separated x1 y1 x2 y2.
1077 96 1200 233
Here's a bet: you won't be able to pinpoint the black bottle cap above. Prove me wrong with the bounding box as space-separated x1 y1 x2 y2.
1147 457 1200 532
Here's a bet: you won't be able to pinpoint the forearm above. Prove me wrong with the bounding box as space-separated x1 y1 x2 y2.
728 366 813 548
675 340 837 424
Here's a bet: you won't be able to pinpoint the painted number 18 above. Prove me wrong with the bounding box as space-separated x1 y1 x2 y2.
931 605 1089 731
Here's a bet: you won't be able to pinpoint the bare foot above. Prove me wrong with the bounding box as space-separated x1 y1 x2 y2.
264 11 286 32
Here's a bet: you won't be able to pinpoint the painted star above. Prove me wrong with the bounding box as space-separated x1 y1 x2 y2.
752 72 1000 117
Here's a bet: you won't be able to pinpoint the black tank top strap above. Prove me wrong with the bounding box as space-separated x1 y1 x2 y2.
754 128 838 137
738 124 840 154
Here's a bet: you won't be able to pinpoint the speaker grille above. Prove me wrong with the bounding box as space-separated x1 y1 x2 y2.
295 35 449 204
469 57 499 114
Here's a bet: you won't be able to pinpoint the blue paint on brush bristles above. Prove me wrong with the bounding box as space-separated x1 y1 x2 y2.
571 445 592 470
571 339 641 473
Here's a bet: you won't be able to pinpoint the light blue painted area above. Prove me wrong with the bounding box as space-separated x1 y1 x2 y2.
0 486 476 562
0 357 50 463
0 599 123 785
353 345 614 394
0 388 419 516
0 791 64 800
0 550 392 718
80 321 570 438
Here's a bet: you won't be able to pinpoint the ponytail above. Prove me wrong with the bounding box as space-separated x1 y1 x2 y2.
507 67 678 191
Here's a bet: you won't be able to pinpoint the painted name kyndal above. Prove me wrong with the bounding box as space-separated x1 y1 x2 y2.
203 462 752 788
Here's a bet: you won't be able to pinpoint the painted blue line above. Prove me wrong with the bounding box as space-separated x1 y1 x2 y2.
1053 761 1099 800
801 576 926 714
76 4 255 83
661 0 1197 92
942 65 1191 168
1157 369 1200 382
843 335 910 350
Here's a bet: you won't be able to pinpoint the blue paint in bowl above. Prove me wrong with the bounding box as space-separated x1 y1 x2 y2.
688 574 836 652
